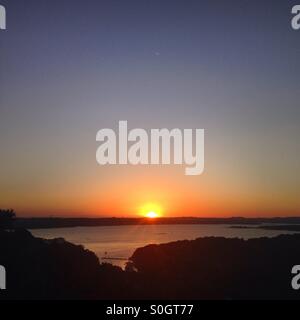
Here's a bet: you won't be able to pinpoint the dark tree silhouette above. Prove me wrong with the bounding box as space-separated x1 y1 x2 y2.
0 209 16 230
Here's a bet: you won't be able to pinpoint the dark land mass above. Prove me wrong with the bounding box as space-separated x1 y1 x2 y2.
15 216 300 229
1 229 300 300
231 225 300 232
259 225 300 232
0 229 135 300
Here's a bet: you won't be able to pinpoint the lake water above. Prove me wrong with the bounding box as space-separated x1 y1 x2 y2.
30 224 297 268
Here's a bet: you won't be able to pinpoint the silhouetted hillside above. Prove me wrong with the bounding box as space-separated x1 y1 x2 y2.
1 230 300 299
0 229 135 300
129 235 300 299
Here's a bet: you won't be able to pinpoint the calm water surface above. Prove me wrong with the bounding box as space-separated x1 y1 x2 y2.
31 224 297 268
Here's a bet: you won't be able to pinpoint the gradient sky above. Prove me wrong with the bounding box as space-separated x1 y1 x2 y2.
0 0 299 217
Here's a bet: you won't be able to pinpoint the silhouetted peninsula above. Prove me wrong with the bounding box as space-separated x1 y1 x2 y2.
231 225 300 232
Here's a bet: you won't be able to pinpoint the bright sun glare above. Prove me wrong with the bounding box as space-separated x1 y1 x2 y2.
140 203 162 218
145 211 159 218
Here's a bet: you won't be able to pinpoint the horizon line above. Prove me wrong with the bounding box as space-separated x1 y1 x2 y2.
17 216 300 220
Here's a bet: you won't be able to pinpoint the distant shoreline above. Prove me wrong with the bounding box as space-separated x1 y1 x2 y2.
231 224 300 232
15 217 300 230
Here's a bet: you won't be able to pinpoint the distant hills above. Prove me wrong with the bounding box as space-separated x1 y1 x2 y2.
15 216 300 230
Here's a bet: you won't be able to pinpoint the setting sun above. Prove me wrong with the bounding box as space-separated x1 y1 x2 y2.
139 202 163 218
145 211 159 218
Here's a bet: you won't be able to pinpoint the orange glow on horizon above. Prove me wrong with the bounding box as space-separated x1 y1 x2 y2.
10 165 300 218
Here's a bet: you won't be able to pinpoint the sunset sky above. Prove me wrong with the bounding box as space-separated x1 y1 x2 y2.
0 0 299 217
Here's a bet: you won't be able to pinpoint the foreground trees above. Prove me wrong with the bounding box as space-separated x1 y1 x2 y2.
0 209 16 230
